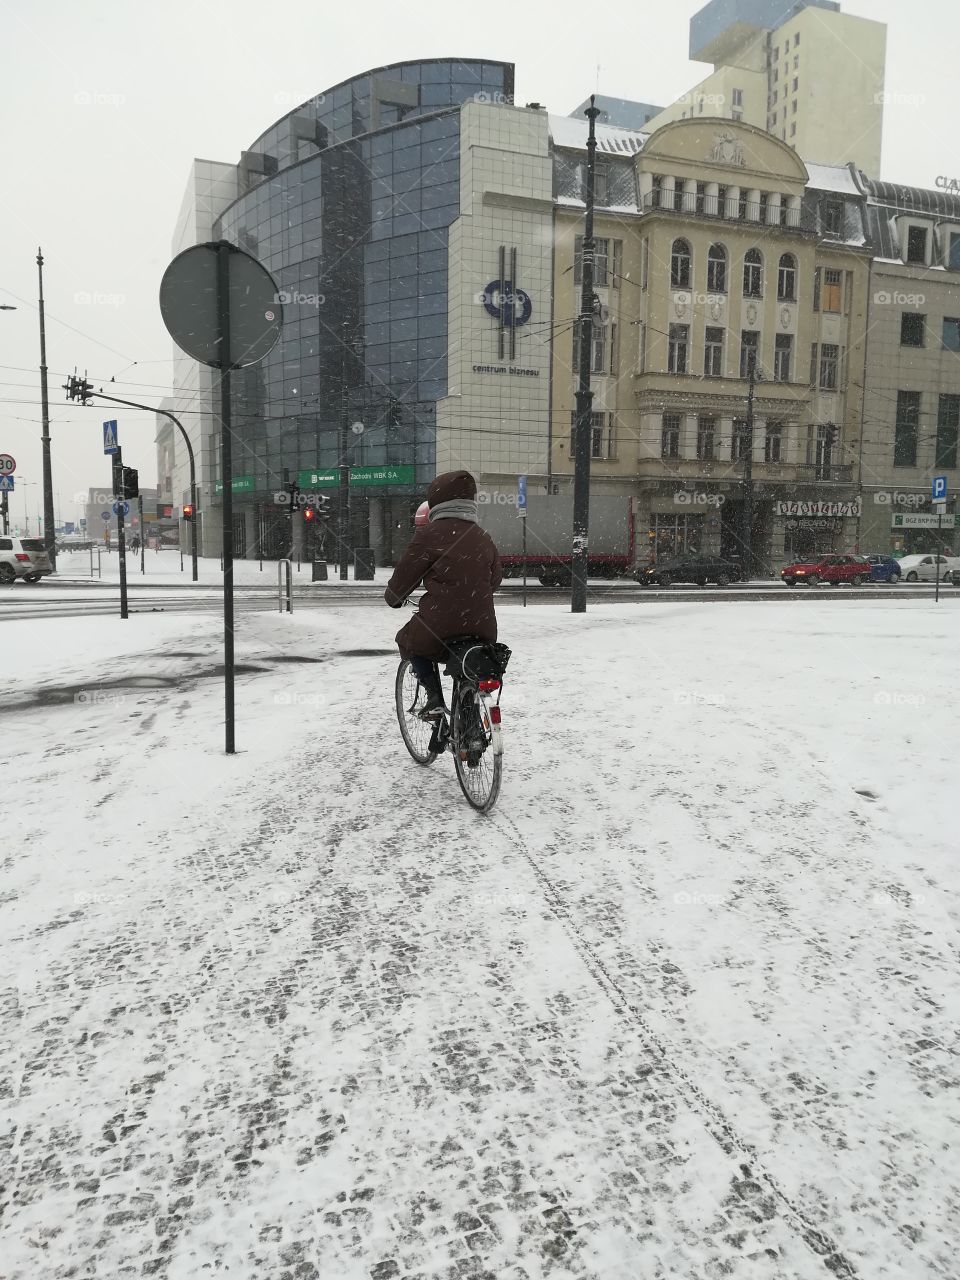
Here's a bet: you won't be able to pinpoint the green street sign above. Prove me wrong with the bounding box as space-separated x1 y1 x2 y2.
296 465 415 489
297 469 337 487
351 465 416 487
215 475 255 494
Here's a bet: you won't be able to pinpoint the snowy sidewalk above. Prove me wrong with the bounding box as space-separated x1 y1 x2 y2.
2 602 958 1278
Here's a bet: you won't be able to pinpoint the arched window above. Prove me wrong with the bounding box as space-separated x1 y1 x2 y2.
743 248 763 298
671 238 692 288
778 253 797 301
707 244 727 293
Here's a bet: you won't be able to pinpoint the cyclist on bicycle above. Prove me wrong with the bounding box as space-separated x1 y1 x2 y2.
385 470 501 717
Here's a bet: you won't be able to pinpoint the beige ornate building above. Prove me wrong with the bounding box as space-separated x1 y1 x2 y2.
548 117 871 570
436 103 877 572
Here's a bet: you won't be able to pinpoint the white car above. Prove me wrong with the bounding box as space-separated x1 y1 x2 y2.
896 553 960 583
0 535 53 583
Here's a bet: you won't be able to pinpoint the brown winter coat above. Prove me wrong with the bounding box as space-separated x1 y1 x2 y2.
385 474 502 660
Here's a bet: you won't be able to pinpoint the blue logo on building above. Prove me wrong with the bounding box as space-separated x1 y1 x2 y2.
482 280 533 328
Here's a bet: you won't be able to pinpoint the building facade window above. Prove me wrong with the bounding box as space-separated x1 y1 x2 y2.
573 235 613 286
707 243 727 292
819 343 839 390
936 394 960 469
816 424 836 479
697 415 717 460
821 201 843 236
661 413 681 458
765 421 784 462
906 225 928 264
774 333 793 382
777 253 797 301
651 513 702 559
732 417 751 462
668 323 690 374
822 269 842 313
894 391 921 467
572 321 606 374
569 411 609 459
740 330 760 379
743 249 763 298
705 326 725 377
732 88 743 107
901 313 926 347
671 238 692 288
594 166 608 204
950 233 960 270
942 318 960 352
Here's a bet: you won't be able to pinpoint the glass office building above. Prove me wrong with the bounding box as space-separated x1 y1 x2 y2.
209 58 515 561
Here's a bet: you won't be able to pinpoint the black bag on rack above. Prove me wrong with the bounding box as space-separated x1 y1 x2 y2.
443 637 512 682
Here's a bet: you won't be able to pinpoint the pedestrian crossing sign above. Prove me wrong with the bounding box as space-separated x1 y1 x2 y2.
103 420 119 454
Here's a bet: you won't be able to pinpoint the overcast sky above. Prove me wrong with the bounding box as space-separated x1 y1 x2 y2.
1 0 954 523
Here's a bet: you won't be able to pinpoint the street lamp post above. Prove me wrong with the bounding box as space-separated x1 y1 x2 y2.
740 353 758 579
37 250 57 571
0 304 15 534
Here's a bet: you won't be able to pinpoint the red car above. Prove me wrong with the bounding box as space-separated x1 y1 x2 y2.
781 554 870 586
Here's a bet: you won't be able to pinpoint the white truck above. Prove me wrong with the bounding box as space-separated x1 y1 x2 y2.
477 493 636 586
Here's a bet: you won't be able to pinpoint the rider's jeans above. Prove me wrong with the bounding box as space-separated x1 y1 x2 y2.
410 655 441 692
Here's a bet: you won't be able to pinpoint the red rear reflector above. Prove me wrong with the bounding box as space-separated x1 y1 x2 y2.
15 554 30 562
478 679 500 691
490 706 501 724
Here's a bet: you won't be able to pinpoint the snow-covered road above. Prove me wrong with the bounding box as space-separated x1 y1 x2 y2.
2 600 958 1278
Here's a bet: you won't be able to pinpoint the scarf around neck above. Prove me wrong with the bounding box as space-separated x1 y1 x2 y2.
428 498 478 523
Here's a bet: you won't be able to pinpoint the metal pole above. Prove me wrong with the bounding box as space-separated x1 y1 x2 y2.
571 96 600 614
1 491 7 535
741 354 757 580
217 241 236 754
114 447 129 619
522 514 527 608
37 249 56 572
339 347 350 580
70 387 200 583
139 493 145 574
936 512 942 603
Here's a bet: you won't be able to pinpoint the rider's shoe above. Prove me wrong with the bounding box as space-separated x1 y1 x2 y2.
418 690 447 719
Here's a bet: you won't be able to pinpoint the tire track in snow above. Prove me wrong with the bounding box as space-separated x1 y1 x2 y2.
491 808 860 1279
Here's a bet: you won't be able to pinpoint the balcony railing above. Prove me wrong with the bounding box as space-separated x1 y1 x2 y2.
795 462 853 483
642 190 814 232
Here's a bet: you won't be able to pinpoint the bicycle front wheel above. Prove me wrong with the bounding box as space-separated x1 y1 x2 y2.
452 683 502 813
395 660 440 765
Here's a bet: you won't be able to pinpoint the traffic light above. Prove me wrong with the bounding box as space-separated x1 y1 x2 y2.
182 504 195 521
63 371 94 404
120 467 139 499
303 505 317 523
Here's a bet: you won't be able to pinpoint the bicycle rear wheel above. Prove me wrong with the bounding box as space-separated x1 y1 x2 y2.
452 682 502 812
395 660 440 765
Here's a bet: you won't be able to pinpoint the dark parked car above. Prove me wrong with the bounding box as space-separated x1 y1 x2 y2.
864 554 902 584
637 555 742 587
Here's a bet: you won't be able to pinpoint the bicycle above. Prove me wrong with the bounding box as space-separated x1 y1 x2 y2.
395 636 510 813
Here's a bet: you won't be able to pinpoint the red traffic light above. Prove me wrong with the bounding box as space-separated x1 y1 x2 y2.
303 506 316 522
182 504 195 520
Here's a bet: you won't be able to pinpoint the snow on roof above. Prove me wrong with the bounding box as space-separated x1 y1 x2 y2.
804 163 859 195
549 114 646 156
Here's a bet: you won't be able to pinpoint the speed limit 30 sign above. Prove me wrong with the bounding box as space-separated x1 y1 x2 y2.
0 454 15 475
